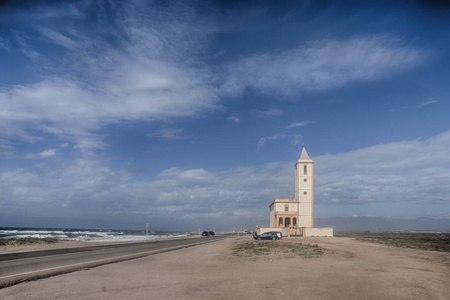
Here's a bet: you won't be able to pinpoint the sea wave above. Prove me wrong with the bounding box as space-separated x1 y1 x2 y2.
0 228 188 242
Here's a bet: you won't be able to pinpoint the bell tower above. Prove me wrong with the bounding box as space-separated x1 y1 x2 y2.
295 146 314 227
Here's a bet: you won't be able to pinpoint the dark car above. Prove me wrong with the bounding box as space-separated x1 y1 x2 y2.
209 231 215 236
254 232 280 240
201 231 210 236
267 231 282 239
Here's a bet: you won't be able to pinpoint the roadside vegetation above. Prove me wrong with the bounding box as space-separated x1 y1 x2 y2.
233 241 324 258
0 238 59 246
336 233 450 252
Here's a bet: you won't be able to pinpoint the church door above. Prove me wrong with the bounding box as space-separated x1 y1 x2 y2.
285 217 291 228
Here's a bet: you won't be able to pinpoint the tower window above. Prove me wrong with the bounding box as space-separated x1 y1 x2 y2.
303 191 307 195
303 179 307 182
303 165 307 175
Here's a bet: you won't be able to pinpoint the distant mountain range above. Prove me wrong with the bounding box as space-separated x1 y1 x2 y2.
315 217 450 233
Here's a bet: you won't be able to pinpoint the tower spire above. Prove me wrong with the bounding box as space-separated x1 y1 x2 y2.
298 146 312 161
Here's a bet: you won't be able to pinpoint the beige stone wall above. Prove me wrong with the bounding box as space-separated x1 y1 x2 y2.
274 203 298 212
269 206 275 228
273 199 297 213
259 227 332 237
299 203 312 215
299 216 312 227
303 227 333 237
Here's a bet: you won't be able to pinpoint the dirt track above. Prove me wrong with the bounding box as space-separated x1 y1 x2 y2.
1 236 449 299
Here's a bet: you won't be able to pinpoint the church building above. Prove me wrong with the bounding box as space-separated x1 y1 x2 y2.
261 146 333 237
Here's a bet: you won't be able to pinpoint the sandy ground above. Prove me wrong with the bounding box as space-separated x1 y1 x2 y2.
1 235 449 300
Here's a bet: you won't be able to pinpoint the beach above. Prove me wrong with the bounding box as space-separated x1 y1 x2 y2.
1 235 449 300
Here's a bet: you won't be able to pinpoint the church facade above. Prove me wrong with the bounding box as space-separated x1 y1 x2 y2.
262 146 333 237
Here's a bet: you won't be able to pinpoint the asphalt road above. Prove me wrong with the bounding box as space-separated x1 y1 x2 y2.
0 235 225 288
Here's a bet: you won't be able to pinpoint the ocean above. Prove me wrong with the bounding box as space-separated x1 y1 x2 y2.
0 227 189 242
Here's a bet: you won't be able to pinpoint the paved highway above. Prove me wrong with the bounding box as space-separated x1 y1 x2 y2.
0 235 225 288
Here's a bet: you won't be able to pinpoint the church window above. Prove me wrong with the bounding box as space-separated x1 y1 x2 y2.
303 165 307 175
279 217 283 226
285 206 289 212
303 191 307 195
303 179 307 182
293 217 297 227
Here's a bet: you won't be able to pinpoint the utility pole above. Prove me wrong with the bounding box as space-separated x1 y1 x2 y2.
145 222 150 241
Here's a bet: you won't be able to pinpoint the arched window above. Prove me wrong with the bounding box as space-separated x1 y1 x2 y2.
279 217 283 226
285 205 289 212
303 165 307 175
293 217 297 227
285 217 291 228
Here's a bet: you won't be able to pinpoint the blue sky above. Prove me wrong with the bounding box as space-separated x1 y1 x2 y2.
0 0 449 231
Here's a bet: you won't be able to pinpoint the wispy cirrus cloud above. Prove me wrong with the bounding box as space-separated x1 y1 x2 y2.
389 98 439 112
227 115 241 123
0 1 219 151
0 37 9 51
259 121 312 147
221 35 425 97
286 121 312 129
402 98 439 109
258 133 289 147
38 27 79 50
149 128 189 140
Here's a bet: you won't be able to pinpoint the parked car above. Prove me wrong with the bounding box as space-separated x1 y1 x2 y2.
254 232 280 240
209 231 215 236
267 231 282 239
201 231 210 236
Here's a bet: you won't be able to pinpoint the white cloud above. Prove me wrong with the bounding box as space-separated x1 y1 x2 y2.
38 27 79 50
258 133 289 147
293 134 302 145
286 121 312 129
0 139 15 150
0 1 219 150
39 149 57 158
22 49 40 60
150 128 189 140
0 139 15 157
400 98 439 110
227 115 241 123
159 167 216 186
1 131 449 229
221 35 424 97
315 131 450 207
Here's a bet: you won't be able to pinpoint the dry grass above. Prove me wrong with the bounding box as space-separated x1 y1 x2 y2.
0 238 59 246
232 240 324 258
335 233 450 252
